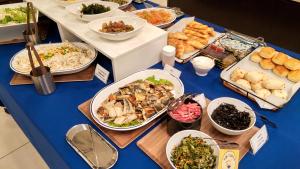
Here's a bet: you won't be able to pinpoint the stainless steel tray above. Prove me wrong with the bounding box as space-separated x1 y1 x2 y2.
66 124 118 169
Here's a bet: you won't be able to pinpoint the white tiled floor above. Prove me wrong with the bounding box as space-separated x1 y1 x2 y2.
0 107 49 169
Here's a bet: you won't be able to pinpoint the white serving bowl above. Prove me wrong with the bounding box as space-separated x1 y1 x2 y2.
88 16 146 41
166 130 219 169
191 56 215 76
117 0 132 9
207 97 256 136
55 0 86 7
66 0 119 22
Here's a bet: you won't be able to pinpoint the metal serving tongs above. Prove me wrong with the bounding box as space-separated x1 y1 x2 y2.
202 137 240 148
225 29 266 47
244 107 277 128
168 93 196 111
23 2 40 44
26 42 55 95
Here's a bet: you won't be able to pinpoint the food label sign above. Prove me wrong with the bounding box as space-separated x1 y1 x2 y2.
95 64 110 84
250 125 269 155
164 64 181 78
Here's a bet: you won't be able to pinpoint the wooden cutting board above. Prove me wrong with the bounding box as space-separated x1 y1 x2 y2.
10 64 96 85
137 99 259 169
78 99 161 149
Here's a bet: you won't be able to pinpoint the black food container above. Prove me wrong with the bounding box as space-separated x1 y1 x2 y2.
167 98 203 136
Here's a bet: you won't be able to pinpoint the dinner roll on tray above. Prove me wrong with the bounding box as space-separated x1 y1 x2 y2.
250 46 300 82
260 59 275 70
229 67 289 101
259 47 276 59
288 70 300 83
272 52 288 65
273 65 289 77
284 58 300 71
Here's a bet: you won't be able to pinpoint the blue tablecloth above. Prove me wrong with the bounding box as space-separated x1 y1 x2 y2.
1 2 300 169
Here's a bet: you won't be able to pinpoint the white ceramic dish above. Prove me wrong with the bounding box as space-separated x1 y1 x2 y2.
0 3 39 41
66 0 119 22
102 0 132 9
220 47 300 108
131 8 176 28
166 130 219 169
88 16 146 41
55 0 86 7
207 97 256 135
0 2 39 28
90 69 184 131
10 42 97 76
191 56 215 76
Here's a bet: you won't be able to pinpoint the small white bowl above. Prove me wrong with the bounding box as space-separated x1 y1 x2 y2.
191 56 215 76
66 0 119 22
207 97 256 136
166 130 219 169
88 16 146 41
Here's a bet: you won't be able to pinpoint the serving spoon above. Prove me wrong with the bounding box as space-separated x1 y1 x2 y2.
244 107 277 128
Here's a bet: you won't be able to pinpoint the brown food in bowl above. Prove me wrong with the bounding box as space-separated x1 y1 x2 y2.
100 21 134 33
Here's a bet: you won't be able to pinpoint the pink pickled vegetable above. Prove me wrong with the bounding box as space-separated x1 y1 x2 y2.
170 103 201 123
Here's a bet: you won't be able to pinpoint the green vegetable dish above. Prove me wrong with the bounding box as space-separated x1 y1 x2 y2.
80 3 110 15
171 135 216 169
0 7 27 25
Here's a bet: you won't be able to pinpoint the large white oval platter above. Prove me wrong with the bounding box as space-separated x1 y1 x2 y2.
10 42 97 76
90 69 184 131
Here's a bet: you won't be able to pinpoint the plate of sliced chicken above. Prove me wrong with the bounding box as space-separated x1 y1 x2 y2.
90 69 184 131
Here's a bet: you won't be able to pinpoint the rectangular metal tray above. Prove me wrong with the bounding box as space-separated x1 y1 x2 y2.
66 124 118 169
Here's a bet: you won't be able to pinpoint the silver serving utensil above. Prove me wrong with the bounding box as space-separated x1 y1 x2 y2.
143 1 153 8
133 0 145 3
203 137 239 146
244 107 277 128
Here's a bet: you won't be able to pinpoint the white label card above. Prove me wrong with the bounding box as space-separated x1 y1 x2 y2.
164 64 181 78
95 64 110 84
250 125 268 155
193 94 207 109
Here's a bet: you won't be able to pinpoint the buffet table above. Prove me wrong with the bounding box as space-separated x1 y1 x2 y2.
1 2 300 169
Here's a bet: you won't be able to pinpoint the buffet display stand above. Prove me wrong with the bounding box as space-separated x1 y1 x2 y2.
26 0 167 81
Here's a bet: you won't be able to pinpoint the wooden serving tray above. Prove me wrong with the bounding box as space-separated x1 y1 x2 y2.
137 99 259 169
10 64 96 85
78 99 161 149
0 37 24 45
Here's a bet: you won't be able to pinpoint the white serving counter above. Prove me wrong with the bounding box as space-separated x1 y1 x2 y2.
27 0 167 81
